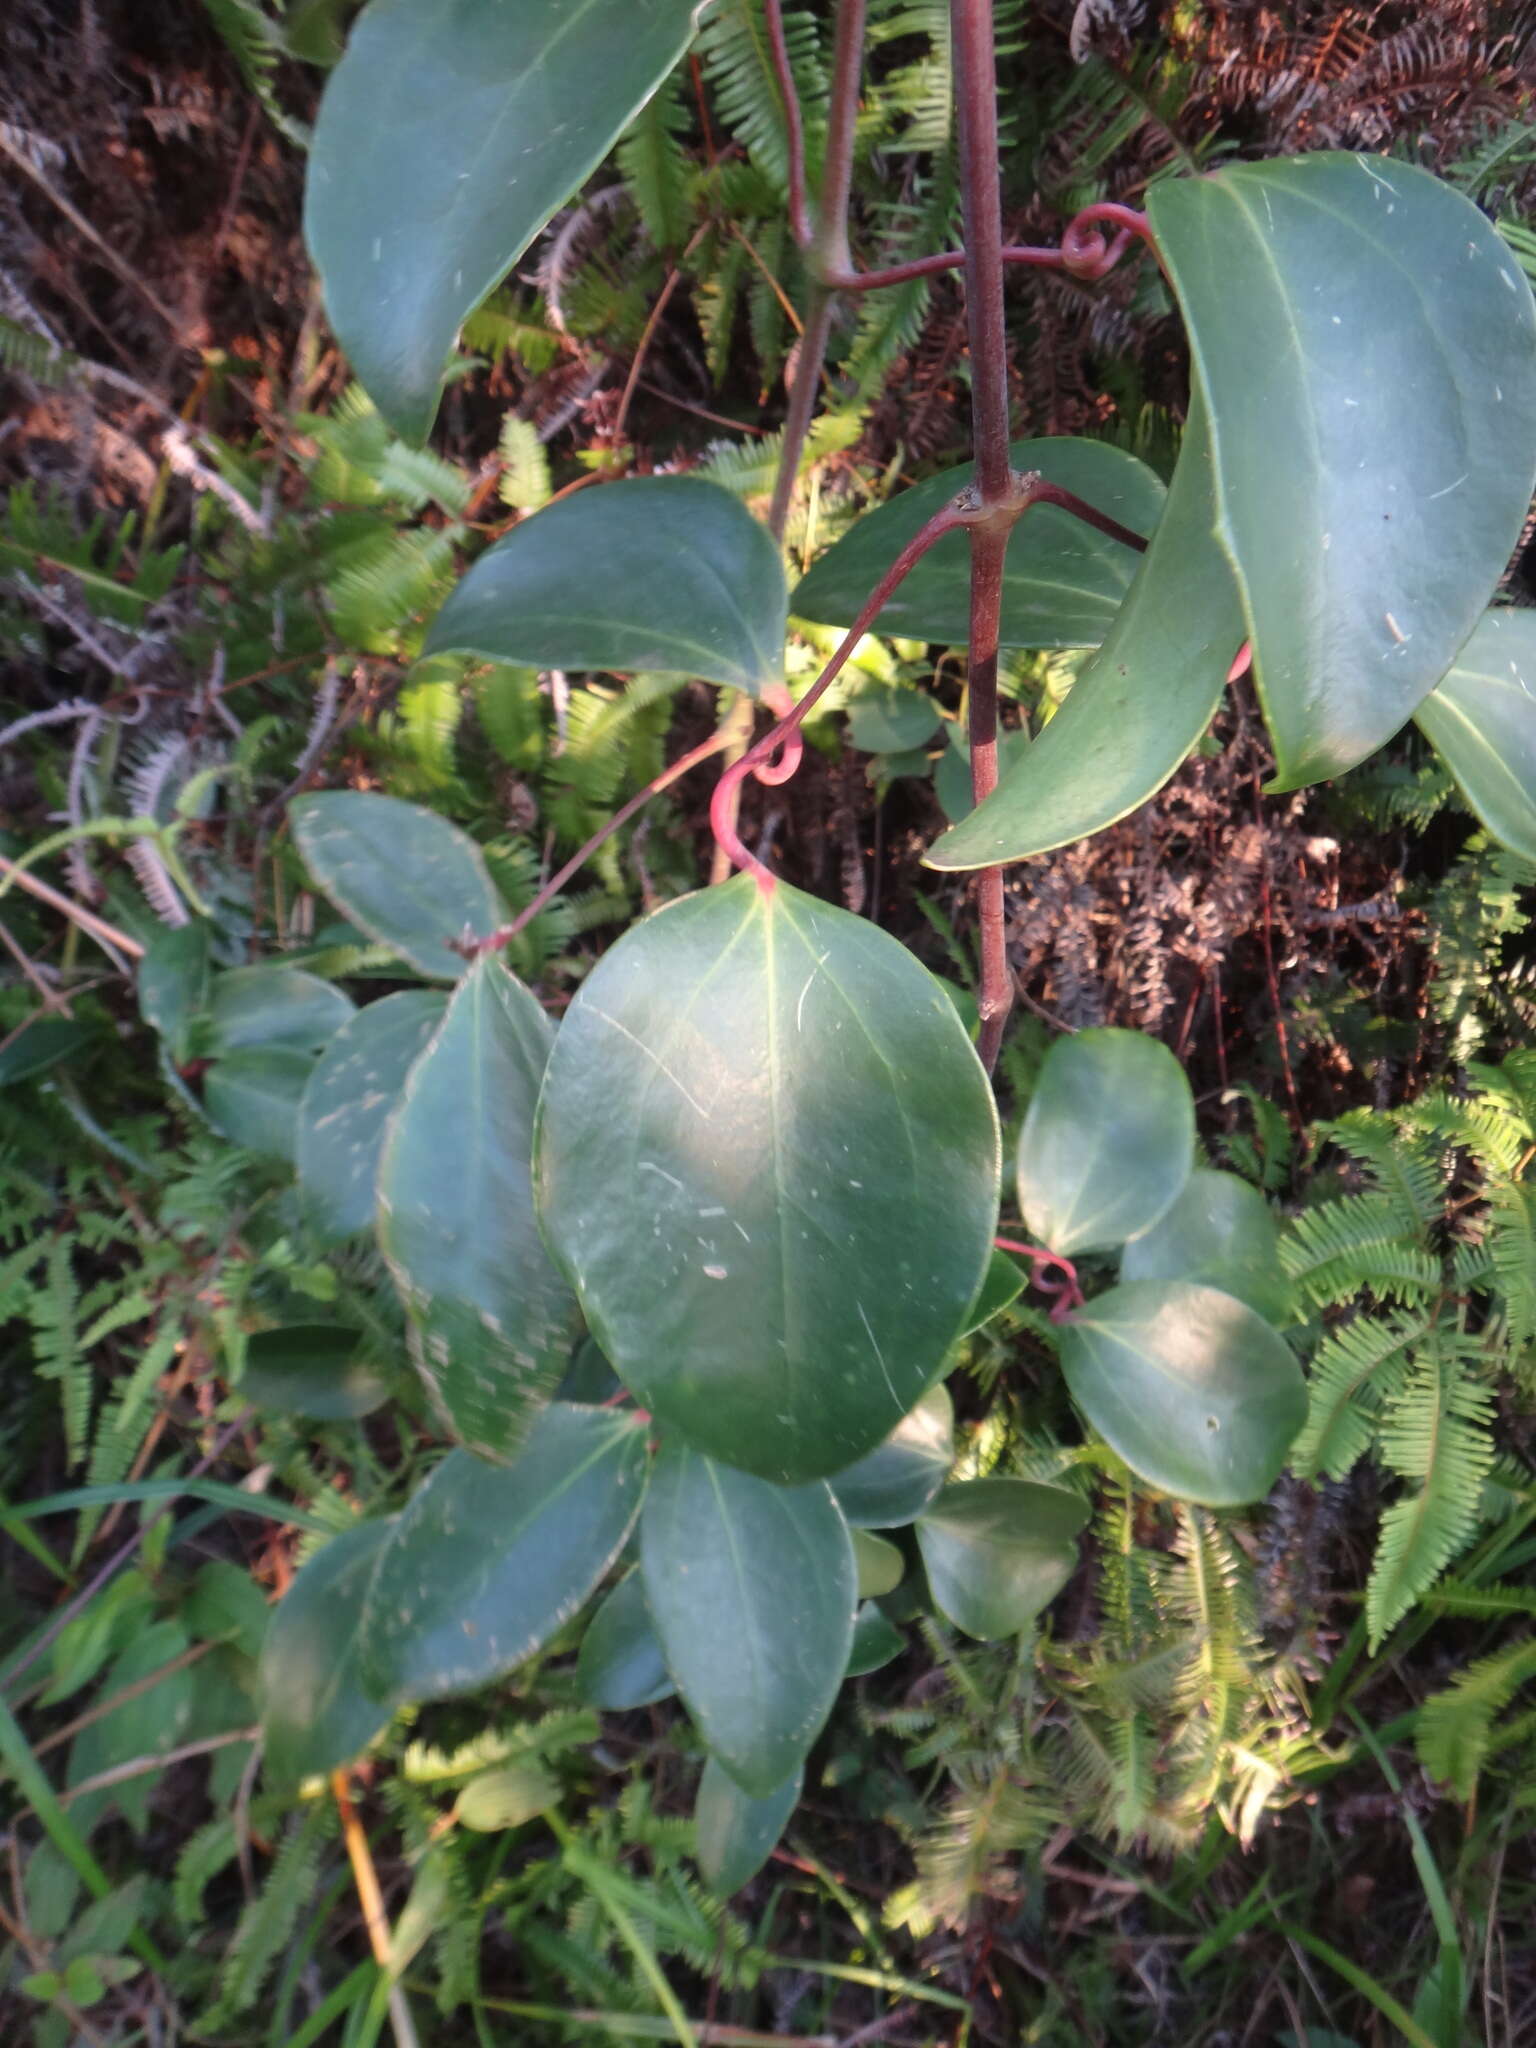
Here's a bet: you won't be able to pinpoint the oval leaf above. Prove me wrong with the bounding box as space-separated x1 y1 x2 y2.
242 1325 392 1421
846 683 943 753
846 1603 905 1678
1059 1279 1307 1505
927 394 1242 870
535 875 999 1483
260 1519 393 1790
137 920 210 1057
1148 154 1536 789
456 1763 558 1832
362 1403 650 1706
378 957 575 1461
297 990 448 1242
695 1755 801 1897
640 1444 855 1795
1119 1168 1290 1324
306 0 699 441
962 1250 1025 1336
1017 1029 1194 1256
915 1480 1087 1640
576 1570 674 1711
425 477 788 695
1414 609 1536 859
829 1384 954 1529
290 791 504 981
852 1528 904 1599
792 438 1163 648
204 1048 315 1160
206 965 354 1055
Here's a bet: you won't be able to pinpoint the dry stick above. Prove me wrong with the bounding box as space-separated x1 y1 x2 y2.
952 0 1017 1073
332 1770 421 2048
0 851 143 965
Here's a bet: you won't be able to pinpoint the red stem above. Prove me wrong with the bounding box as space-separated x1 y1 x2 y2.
952 0 1015 1072
763 0 813 250
994 1237 1086 1321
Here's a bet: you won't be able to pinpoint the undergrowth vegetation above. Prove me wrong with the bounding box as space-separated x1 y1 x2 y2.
2 3 1536 2045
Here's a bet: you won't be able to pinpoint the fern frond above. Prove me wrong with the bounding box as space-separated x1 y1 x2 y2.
1280 1192 1439 1310
1292 1307 1426 1481
700 0 826 199
201 1803 333 2021
1416 1637 1536 1799
617 70 694 252
1316 1109 1444 1226
1366 1333 1496 1644
497 417 552 514
31 1239 90 1467
1488 1179 1536 1352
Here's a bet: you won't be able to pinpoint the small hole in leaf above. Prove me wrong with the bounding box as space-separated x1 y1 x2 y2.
1205 1415 1220 1432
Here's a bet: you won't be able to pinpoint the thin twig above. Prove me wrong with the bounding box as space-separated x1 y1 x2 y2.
0 852 142 964
333 1771 421 2048
55 1728 257 1806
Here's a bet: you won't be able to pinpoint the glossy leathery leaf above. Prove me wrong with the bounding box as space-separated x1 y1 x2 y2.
576 1570 674 1711
1413 609 1536 860
362 1403 649 1706
915 1480 1088 1640
206 965 354 1055
557 1337 623 1406
424 477 788 695
137 920 210 1058
260 1519 393 1789
1119 1168 1290 1324
203 1049 315 1160
640 1444 855 1795
695 1756 801 1897
297 991 447 1242
962 1250 1025 1335
1059 1280 1307 1505
378 957 575 1461
306 0 699 441
928 396 1241 869
829 1384 954 1529
792 438 1162 648
846 683 943 753
1018 1028 1194 1257
846 1603 905 1677
1149 154 1536 789
535 876 999 1482
852 1529 904 1599
933 724 1030 825
241 1325 392 1421
291 791 505 980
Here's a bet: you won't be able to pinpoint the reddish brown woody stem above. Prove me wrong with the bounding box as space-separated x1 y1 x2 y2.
763 0 813 251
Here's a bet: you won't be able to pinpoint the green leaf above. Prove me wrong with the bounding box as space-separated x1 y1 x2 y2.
932 725 1030 826
576 1569 675 1710
68 1620 196 1834
694 1755 800 1896
0 1016 96 1086
927 394 1242 870
1413 608 1536 859
184 1560 270 1659
296 990 447 1241
241 1325 392 1421
914 1480 1087 1640
830 1384 954 1529
361 1404 650 1706
640 1444 855 1795
378 957 575 1461
203 1048 315 1160
1118 1168 1290 1324
137 920 210 1057
792 438 1162 649
456 1763 559 1832
260 1519 393 1790
852 1528 904 1599
290 791 505 981
305 0 699 440
1148 153 1536 789
535 876 999 1483
1016 1028 1194 1256
424 477 788 695
846 1602 905 1677
962 1250 1025 1335
846 683 942 753
1059 1279 1307 1505
205 965 354 1055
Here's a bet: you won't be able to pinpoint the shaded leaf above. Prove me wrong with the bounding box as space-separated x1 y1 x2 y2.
206 966 353 1055
852 1528 904 1599
361 1404 649 1706
297 990 447 1241
1017 1028 1194 1256
846 683 942 753
915 1480 1087 1640
378 957 575 1461
640 1444 855 1795
204 1048 315 1160
1060 1279 1307 1505
456 1763 558 1831
535 876 999 1483
846 1602 905 1677
695 1755 801 1896
241 1325 392 1421
576 1569 674 1710
962 1250 1024 1335
290 790 504 981
137 920 210 1057
306 0 699 439
1414 608 1536 859
1119 1168 1290 1324
1149 154 1536 788
829 1383 954 1529
425 477 788 695
260 1519 393 1790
